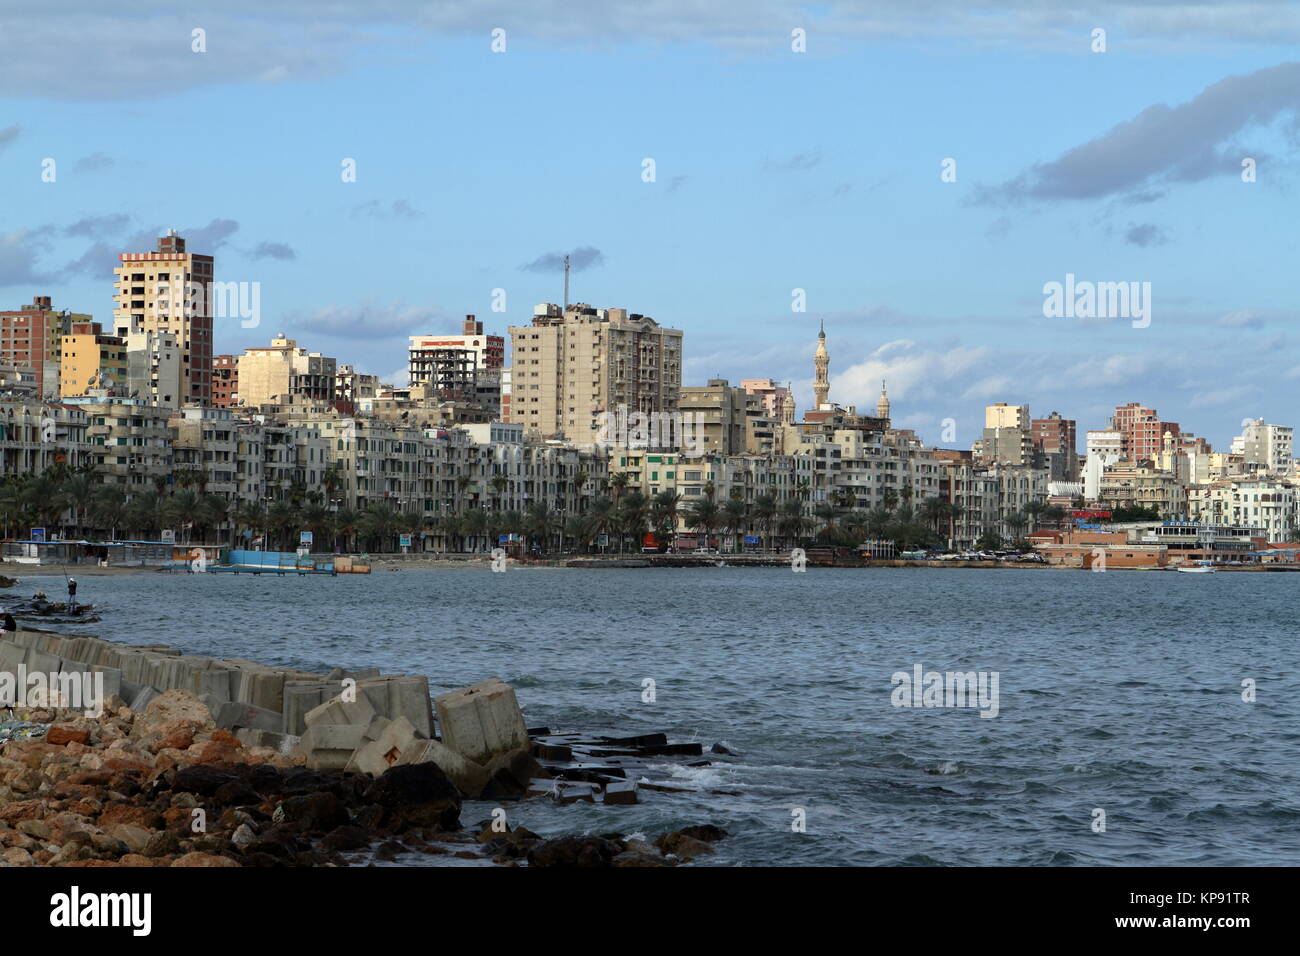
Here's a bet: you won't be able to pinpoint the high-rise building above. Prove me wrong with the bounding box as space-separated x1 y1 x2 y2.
0 296 91 399
1110 402 1179 462
113 231 214 406
1232 419 1293 473
508 303 683 441
60 321 127 397
1032 411 1078 480
237 335 337 409
977 403 1034 466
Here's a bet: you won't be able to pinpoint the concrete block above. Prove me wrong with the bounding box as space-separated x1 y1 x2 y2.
400 738 490 798
197 667 234 702
603 781 638 805
282 680 343 736
26 650 63 676
344 716 422 776
298 722 368 771
0 641 25 674
356 675 434 739
304 691 377 728
231 666 286 712
434 678 529 766
215 700 283 733
128 685 160 713
89 665 123 702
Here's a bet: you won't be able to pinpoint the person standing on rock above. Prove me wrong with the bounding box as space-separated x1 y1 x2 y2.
67 577 77 613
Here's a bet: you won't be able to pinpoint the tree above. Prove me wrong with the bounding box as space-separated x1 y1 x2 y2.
752 494 778 552
777 499 810 549
685 497 720 549
722 498 748 553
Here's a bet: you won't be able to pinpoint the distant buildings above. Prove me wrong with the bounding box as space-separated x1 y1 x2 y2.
507 302 682 441
113 231 214 406
0 296 91 399
237 335 337 410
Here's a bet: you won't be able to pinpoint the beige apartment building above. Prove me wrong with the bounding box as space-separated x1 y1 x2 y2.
238 336 337 409
508 303 683 441
113 231 214 405
61 321 127 397
678 378 776 457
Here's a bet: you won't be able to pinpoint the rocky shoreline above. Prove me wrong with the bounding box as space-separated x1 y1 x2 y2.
0 629 730 869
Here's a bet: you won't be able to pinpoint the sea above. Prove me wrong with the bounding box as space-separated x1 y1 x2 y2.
20 565 1300 866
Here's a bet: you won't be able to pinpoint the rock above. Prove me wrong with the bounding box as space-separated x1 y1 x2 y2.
171 851 239 867
612 838 669 867
16 819 50 840
399 739 490 799
655 832 716 860
47 724 91 747
108 824 151 853
278 792 349 832
170 764 240 796
678 824 728 843
132 690 214 737
231 824 257 848
526 835 619 868
321 825 371 852
362 762 461 832
212 780 263 807
479 748 548 800
142 830 182 859
3 846 33 866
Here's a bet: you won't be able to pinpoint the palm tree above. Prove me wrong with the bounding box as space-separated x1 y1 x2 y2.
524 502 557 554
883 487 900 513
88 486 127 541
1005 511 1029 543
61 473 97 538
651 490 681 549
752 493 778 552
490 474 509 510
777 499 810 550
608 472 630 508
617 491 648 553
1024 500 1046 534
722 498 748 553
684 497 720 550
234 501 267 549
919 496 948 538
462 508 489 553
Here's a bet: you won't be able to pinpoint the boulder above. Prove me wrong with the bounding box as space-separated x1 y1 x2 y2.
398 738 489 799
527 836 619 868
362 762 461 832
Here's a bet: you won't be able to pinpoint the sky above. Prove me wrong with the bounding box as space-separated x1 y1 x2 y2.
1 1 1297 450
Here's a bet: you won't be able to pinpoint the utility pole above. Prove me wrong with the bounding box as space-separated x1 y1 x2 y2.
563 254 570 309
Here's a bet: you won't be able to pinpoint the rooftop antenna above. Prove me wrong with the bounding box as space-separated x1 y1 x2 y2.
563 254 571 310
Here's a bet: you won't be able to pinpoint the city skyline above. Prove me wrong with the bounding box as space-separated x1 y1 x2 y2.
1 2 1296 450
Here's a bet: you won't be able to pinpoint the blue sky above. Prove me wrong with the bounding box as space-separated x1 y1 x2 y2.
1 1 1297 449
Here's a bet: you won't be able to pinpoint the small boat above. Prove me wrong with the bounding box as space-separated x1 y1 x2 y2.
1175 565 1216 574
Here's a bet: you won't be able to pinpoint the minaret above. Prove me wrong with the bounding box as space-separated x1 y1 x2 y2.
813 320 829 409
876 379 890 420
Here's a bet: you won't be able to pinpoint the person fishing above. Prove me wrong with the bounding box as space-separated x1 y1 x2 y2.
67 577 78 613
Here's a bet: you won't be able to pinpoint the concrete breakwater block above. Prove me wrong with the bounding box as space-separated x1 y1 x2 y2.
283 680 346 736
299 722 370 770
434 678 530 766
358 676 435 740
215 700 283 733
398 738 491 799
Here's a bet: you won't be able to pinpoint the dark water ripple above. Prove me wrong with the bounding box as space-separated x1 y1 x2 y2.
28 565 1300 866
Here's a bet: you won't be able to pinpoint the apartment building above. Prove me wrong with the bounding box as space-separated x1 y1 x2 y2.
113 231 214 405
64 394 174 489
1097 462 1186 516
1188 479 1296 541
0 398 91 477
0 296 91 399
1111 402 1179 461
508 303 683 441
238 336 337 408
1232 419 1294 474
212 354 239 408
60 321 127 398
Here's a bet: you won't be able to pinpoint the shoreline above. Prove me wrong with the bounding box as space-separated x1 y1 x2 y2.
0 626 729 869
